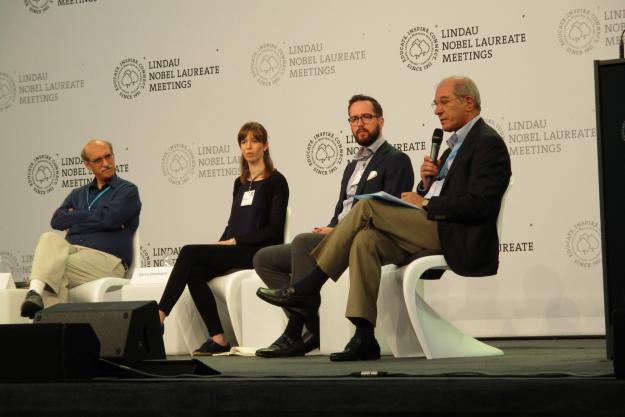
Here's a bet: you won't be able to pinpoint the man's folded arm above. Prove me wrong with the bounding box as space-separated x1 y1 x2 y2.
65 184 141 234
50 191 89 231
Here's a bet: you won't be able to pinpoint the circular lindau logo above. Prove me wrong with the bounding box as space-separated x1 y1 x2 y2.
161 143 195 185
27 154 59 194
484 118 506 139
0 251 19 278
565 220 601 268
251 43 286 86
0 72 17 112
24 0 53 14
557 9 600 55
306 132 343 176
113 58 146 99
399 27 439 72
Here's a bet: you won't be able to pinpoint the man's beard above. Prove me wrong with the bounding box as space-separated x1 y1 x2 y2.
355 125 380 147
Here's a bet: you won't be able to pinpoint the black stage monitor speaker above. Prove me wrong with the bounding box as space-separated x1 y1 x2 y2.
0 323 99 380
35 300 165 363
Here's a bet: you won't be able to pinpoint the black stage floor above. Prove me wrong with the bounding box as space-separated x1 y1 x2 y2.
2 338 624 417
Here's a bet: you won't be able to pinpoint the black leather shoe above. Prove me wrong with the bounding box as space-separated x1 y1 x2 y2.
257 286 321 310
330 335 381 362
256 334 306 358
20 290 44 319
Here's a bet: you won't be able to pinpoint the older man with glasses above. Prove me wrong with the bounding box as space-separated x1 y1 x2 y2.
20 139 141 318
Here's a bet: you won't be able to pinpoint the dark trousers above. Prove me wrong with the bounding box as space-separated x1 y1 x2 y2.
158 244 261 335
253 233 325 289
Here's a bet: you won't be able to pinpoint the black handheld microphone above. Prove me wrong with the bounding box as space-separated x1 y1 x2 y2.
619 28 624 59
427 128 444 182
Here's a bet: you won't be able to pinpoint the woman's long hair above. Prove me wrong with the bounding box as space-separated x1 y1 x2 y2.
237 122 274 183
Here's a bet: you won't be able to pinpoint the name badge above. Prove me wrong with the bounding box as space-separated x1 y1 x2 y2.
241 190 255 206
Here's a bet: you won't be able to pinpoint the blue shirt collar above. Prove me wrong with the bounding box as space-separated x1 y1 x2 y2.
89 174 119 190
453 115 481 147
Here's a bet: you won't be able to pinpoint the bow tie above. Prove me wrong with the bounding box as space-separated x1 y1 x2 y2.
353 147 373 161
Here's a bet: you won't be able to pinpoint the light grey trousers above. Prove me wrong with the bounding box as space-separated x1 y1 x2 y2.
31 232 125 305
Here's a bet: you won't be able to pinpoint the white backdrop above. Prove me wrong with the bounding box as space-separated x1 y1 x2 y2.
1 0 623 337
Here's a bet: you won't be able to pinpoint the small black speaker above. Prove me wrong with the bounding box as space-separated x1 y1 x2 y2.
0 323 99 380
35 300 165 363
614 309 625 378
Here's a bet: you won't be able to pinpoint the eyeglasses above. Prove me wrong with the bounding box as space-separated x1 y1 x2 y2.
87 153 114 164
348 114 379 125
431 97 462 109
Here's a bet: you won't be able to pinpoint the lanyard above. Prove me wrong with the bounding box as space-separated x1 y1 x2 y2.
87 186 111 210
437 143 462 180
248 173 262 191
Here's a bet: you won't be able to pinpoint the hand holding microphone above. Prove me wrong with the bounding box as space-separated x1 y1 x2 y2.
421 128 444 189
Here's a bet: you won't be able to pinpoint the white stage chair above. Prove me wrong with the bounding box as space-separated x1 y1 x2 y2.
377 177 514 359
240 274 288 348
238 208 300 348
0 232 139 324
68 232 140 303
319 268 393 355
209 207 292 346
0 273 31 324
318 178 513 358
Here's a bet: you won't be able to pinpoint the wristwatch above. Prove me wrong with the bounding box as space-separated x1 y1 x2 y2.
422 198 429 210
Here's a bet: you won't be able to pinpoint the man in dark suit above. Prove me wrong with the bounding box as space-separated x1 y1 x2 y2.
257 76 512 361
253 94 414 357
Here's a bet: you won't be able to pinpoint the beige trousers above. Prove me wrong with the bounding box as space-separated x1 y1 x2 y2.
31 232 126 306
311 199 440 325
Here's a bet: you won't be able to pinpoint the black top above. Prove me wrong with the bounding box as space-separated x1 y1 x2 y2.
220 170 289 246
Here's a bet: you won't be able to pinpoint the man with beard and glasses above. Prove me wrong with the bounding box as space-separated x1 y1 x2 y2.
252 94 414 357
20 139 141 319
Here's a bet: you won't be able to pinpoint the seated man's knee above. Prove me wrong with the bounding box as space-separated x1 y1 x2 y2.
291 233 311 247
354 199 375 213
38 231 63 245
351 229 380 252
252 247 271 270
292 232 321 253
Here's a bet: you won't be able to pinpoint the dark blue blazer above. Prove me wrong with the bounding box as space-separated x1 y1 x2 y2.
328 140 414 227
418 118 512 277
